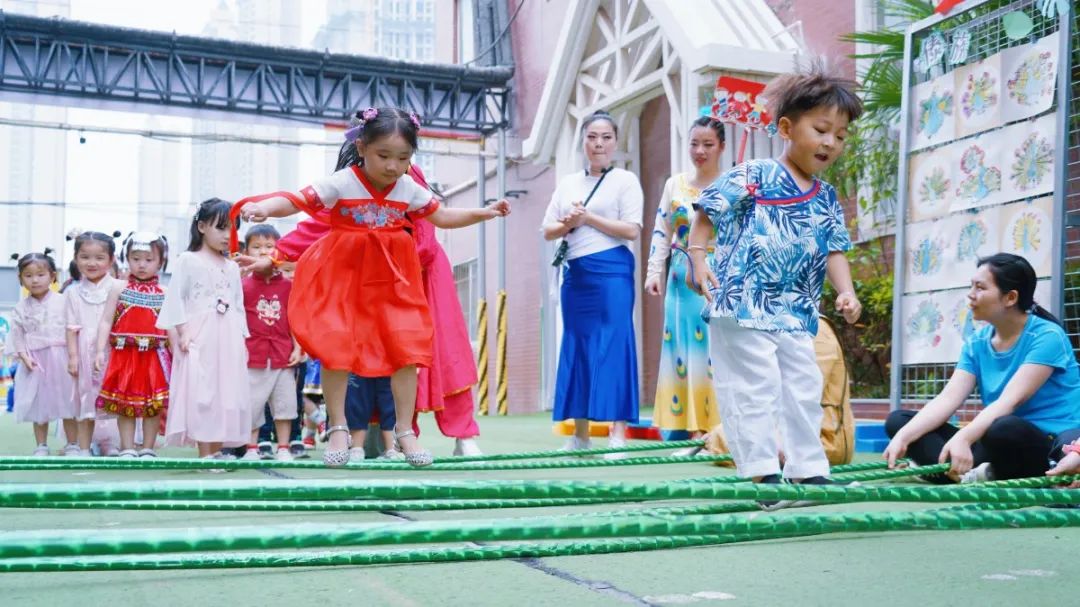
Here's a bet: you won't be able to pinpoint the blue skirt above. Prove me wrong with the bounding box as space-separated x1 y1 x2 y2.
553 246 639 422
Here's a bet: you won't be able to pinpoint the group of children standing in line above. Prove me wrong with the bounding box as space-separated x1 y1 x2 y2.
7 107 507 467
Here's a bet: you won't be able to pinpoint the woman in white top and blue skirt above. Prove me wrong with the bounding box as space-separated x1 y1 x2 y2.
542 110 644 456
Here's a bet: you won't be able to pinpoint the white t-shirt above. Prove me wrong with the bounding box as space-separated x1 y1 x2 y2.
542 167 644 260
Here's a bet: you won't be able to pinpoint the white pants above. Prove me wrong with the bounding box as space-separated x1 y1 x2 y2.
709 317 828 479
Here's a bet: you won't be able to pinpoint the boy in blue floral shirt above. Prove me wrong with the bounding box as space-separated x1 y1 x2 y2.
688 65 863 498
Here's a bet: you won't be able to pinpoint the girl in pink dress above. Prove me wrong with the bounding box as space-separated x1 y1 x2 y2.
95 232 173 457
64 232 119 454
158 199 251 458
4 251 77 455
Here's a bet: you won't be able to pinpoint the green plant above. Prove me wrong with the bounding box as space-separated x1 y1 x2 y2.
821 240 894 399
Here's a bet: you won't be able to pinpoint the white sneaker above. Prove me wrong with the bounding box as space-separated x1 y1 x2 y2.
559 436 592 452
378 448 405 460
32 444 49 457
61 443 82 456
453 438 483 457
240 449 262 461
603 436 628 460
960 462 995 484
348 447 366 463
274 448 293 462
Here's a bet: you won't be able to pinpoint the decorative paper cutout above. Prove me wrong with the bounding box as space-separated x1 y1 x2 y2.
908 148 954 222
955 54 1001 137
999 196 1053 276
948 27 972 66
1001 31 1058 122
1001 10 1034 41
910 73 956 151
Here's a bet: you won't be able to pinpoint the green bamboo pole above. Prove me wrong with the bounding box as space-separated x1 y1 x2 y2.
2 505 1078 562
0 453 730 473
5 477 1078 506
0 440 717 467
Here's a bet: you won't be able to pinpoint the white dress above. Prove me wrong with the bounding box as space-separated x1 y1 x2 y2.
156 252 250 446
64 275 117 420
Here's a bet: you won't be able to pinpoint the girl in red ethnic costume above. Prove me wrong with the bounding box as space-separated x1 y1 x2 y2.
95 232 173 457
237 107 509 467
243 164 485 456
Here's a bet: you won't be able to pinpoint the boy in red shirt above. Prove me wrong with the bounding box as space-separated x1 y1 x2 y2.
241 225 302 461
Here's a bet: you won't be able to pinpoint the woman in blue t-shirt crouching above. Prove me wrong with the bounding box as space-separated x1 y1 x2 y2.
883 253 1080 483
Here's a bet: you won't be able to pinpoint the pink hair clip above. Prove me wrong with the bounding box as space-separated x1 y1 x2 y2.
361 107 379 122
409 112 422 129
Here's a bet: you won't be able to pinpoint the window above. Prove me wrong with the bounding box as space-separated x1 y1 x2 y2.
454 259 479 341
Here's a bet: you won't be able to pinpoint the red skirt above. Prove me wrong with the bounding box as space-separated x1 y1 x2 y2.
290 228 434 376
96 346 171 418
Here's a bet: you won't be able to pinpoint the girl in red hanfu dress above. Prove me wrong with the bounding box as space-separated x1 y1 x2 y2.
95 232 173 457
242 164 485 456
236 107 510 467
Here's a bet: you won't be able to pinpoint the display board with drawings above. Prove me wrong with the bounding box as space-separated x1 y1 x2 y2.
900 27 1060 365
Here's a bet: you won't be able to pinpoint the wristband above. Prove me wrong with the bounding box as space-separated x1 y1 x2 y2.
687 245 708 253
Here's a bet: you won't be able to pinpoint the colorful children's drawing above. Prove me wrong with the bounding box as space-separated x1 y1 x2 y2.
907 299 944 348
1000 197 1053 276
1009 131 1053 192
911 235 944 278
918 166 951 206
955 145 1002 206
954 54 1002 138
955 217 988 264
918 90 954 138
1001 32 1058 121
961 70 997 118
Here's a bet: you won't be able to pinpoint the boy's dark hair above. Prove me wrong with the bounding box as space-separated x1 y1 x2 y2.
72 231 117 257
765 61 863 124
245 224 281 245
690 116 726 143
977 253 1061 326
188 198 234 253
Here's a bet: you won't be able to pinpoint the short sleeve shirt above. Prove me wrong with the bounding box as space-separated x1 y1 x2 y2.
957 315 1080 435
693 158 851 335
299 165 439 228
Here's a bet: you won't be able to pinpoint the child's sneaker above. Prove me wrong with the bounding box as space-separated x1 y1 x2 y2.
137 448 158 458
32 444 49 457
348 447 366 463
118 449 138 458
559 436 592 453
378 448 405 460
257 441 274 459
310 405 327 426
960 462 995 484
289 440 309 459
61 443 82 456
453 438 483 456
603 436 628 460
275 447 294 461
756 474 787 511
240 448 262 461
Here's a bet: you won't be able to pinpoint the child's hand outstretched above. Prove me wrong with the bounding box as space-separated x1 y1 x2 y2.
487 199 511 218
835 291 862 324
235 254 273 277
239 202 270 223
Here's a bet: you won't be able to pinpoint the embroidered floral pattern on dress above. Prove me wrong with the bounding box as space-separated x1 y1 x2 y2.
340 202 406 228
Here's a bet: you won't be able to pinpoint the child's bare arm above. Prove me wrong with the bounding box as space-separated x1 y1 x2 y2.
240 195 302 221
93 283 125 372
426 200 510 229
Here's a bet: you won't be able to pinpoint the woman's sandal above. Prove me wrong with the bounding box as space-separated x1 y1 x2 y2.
322 425 353 467
394 429 433 468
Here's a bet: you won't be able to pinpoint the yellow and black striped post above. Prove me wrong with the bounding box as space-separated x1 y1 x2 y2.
476 297 489 415
495 289 508 415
